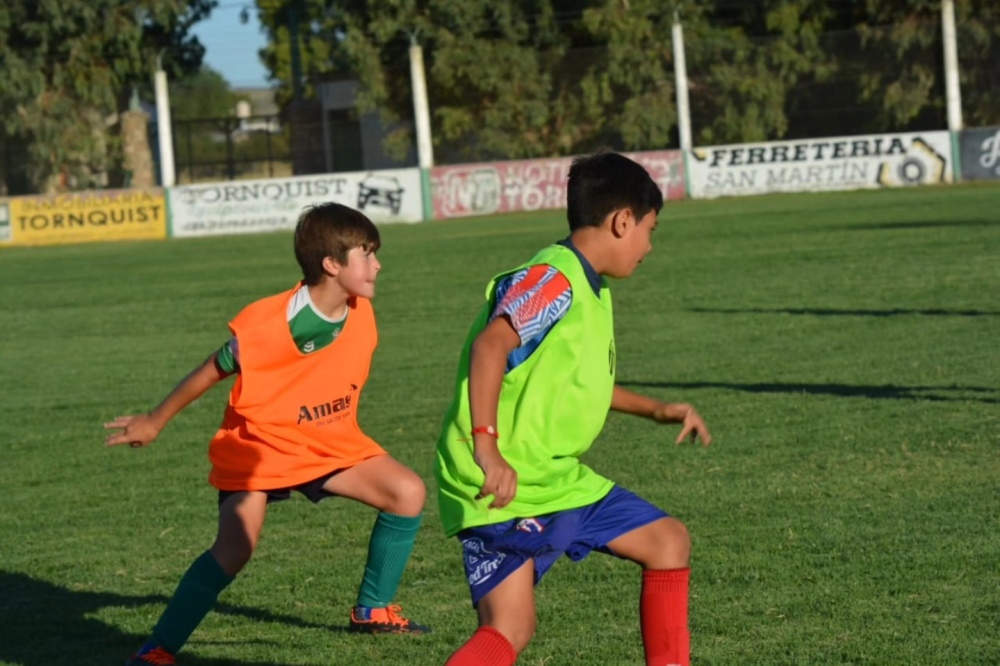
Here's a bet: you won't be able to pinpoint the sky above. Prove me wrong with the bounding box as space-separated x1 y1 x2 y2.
189 2 271 89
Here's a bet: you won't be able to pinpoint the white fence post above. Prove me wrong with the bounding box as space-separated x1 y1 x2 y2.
672 12 692 154
942 0 963 131
154 56 176 187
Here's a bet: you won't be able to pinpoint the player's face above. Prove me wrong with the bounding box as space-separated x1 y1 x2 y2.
616 209 658 277
336 246 381 298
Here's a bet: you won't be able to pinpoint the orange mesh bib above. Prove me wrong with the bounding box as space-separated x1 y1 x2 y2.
208 287 385 490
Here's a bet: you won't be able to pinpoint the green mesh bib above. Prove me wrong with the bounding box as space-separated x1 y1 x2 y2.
435 244 617 537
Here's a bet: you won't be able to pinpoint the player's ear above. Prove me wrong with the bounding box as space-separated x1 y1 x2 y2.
321 256 342 276
609 208 634 239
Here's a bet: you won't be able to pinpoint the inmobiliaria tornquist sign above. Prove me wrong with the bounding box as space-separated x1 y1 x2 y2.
169 169 423 238
431 150 685 219
688 131 953 199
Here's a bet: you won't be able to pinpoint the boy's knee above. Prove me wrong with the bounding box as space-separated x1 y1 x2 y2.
391 469 426 516
490 615 536 654
668 518 690 546
657 517 691 568
514 615 537 652
631 517 690 570
211 540 255 576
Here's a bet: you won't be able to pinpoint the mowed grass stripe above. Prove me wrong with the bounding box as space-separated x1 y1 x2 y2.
0 184 997 664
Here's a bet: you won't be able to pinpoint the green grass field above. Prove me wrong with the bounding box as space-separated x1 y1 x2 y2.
1 184 998 665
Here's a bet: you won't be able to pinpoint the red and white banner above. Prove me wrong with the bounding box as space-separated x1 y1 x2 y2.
431 150 685 219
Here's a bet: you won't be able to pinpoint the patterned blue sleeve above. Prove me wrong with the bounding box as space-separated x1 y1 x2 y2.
491 264 572 371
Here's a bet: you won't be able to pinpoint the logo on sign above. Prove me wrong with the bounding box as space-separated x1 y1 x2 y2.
436 168 502 217
876 138 947 186
357 174 405 215
979 130 1000 176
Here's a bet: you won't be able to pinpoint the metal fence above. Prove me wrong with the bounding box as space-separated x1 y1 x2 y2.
166 115 292 184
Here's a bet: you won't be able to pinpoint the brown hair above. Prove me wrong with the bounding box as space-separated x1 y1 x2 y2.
293 203 381 285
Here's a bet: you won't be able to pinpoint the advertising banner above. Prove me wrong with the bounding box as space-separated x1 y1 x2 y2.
431 150 685 220
958 126 1000 181
169 169 423 238
0 189 167 247
688 131 953 199
0 200 10 244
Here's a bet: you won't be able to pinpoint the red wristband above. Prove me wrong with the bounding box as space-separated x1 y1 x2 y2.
471 425 499 438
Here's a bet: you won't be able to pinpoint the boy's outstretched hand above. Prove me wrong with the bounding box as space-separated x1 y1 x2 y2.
104 414 162 448
611 386 712 446
653 402 712 446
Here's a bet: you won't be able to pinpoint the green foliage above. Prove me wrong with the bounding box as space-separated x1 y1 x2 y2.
256 0 999 160
0 0 215 194
684 0 838 144
257 0 339 108
1 184 999 663
580 0 678 151
170 66 240 119
855 0 1000 128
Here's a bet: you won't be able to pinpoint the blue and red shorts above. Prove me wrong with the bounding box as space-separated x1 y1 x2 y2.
457 485 669 606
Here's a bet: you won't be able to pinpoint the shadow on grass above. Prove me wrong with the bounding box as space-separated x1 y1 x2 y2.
618 380 1000 404
688 306 1000 317
0 570 343 665
834 219 1000 231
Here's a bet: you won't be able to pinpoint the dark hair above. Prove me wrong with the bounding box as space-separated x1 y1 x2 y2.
566 151 664 230
293 203 381 285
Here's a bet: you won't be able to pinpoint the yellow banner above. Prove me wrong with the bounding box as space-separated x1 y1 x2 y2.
1 189 167 247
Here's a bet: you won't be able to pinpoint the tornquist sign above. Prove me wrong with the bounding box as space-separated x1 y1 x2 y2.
169 169 423 238
688 131 952 199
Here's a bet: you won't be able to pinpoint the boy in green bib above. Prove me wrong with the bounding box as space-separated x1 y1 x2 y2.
436 152 712 666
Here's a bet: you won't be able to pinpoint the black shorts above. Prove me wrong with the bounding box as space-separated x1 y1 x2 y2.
217 469 343 506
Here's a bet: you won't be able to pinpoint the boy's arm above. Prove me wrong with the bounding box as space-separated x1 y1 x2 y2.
611 385 712 446
468 316 521 509
104 352 229 448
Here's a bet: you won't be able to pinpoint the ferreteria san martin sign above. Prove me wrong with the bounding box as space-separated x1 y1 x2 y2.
169 169 423 238
958 126 1000 181
688 131 952 199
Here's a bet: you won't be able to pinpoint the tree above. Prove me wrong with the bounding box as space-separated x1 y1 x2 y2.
679 0 839 144
0 0 215 195
171 66 240 119
257 0 844 157
259 0 679 159
254 0 999 163
851 0 1000 129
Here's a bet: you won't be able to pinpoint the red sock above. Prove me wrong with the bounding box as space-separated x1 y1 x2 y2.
445 626 517 666
640 568 690 666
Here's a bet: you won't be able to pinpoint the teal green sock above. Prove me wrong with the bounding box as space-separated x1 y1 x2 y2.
356 512 422 608
150 550 234 654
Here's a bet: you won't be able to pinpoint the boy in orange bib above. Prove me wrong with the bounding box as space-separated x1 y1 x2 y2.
106 203 429 666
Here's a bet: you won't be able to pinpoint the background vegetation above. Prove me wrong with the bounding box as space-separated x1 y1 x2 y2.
3 1 999 193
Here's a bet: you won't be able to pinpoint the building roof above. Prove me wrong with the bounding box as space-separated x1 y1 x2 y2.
232 87 279 116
